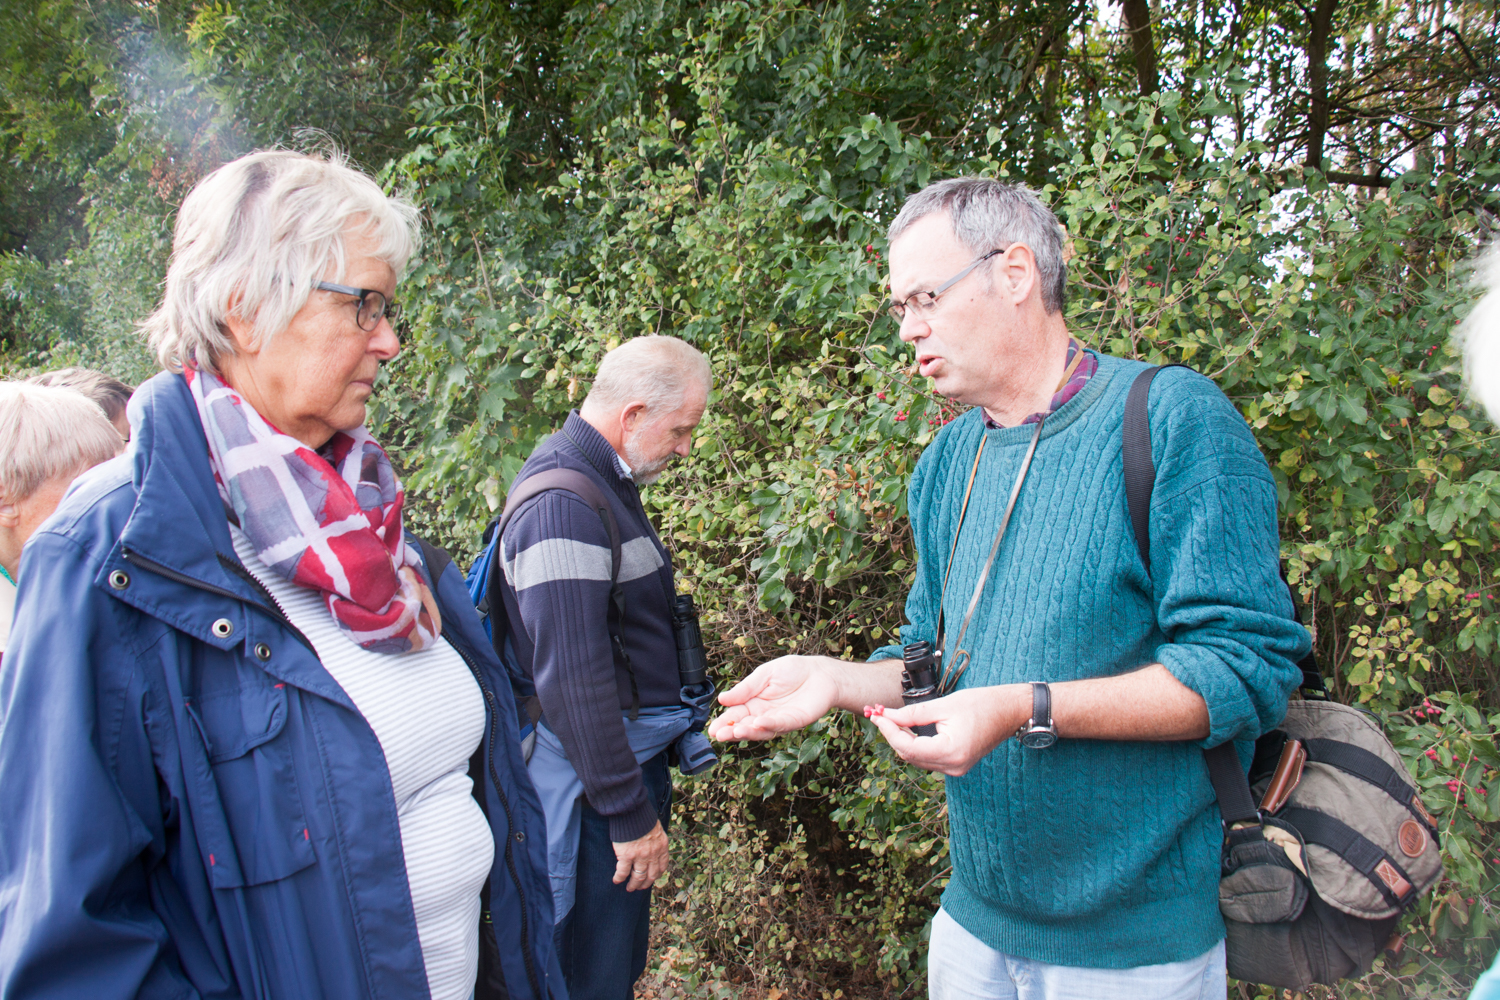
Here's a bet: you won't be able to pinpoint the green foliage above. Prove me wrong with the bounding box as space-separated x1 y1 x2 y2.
5 0 1500 995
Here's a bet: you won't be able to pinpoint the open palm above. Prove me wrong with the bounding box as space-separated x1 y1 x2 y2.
708 656 843 741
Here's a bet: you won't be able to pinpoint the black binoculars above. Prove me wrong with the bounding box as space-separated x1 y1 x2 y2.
671 594 709 687
900 640 940 737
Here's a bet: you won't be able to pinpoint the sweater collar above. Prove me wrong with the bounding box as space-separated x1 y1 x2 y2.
562 410 633 490
975 353 1121 444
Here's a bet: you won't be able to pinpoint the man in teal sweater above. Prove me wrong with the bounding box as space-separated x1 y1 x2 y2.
709 178 1312 999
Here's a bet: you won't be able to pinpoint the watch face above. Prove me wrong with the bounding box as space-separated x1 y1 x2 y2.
1021 728 1057 749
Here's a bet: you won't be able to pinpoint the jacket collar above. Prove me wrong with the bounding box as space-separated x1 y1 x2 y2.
118 371 249 599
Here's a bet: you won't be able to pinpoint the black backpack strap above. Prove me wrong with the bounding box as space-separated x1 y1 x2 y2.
1124 365 1263 831
1121 364 1195 571
1205 741 1262 828
1301 738 1434 830
1125 366 1327 700
1285 596 1329 700
498 468 622 569
494 466 640 719
1122 367 1164 572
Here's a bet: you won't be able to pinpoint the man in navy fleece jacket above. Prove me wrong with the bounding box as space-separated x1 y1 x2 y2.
497 335 711 1000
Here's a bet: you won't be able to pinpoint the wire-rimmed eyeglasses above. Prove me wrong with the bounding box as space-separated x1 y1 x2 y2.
315 281 401 332
885 246 1009 322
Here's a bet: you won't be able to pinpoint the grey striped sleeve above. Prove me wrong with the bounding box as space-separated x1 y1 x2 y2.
617 537 664 583
503 538 613 591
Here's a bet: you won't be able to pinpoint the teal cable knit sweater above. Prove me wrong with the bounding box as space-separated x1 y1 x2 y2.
872 353 1311 969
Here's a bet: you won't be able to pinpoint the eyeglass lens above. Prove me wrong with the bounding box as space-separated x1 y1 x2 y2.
356 291 395 331
887 292 935 321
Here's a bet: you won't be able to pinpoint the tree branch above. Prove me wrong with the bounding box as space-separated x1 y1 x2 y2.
1117 0 1159 96
1324 169 1392 188
1304 0 1338 169
1442 25 1484 74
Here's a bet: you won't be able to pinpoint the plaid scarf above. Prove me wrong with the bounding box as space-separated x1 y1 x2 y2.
186 368 441 654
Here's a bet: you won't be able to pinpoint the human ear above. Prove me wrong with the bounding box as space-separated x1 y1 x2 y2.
1000 244 1039 306
221 291 262 356
0 502 17 529
620 401 649 436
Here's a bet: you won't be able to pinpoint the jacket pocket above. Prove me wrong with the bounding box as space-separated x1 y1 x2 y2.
183 674 318 888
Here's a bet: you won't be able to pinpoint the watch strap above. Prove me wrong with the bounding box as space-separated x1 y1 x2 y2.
1015 681 1055 742
1031 681 1051 729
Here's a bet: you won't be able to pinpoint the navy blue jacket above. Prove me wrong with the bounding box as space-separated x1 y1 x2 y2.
498 413 680 842
0 372 564 1000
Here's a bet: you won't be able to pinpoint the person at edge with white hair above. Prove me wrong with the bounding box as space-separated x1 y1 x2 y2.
710 177 1312 1000
0 149 563 1000
29 366 136 440
0 381 123 663
485 334 715 1000
1461 249 1500 1000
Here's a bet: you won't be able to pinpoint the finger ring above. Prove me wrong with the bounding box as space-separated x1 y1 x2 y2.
633 867 646 874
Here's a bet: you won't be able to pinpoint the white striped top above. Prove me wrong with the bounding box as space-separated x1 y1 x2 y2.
231 527 494 1000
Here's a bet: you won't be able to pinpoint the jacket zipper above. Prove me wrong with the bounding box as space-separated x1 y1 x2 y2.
447 635 544 1000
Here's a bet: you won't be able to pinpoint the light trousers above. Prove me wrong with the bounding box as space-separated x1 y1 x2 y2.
928 907 1228 1000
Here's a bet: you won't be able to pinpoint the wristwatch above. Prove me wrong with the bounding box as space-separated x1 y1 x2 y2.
1016 682 1057 749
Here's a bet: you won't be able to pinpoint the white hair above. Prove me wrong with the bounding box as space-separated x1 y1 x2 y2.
582 336 712 416
28 367 134 424
0 383 124 502
1459 245 1500 423
141 149 421 373
888 177 1068 314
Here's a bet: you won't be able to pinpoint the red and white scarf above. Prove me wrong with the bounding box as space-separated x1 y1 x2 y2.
186 368 441 654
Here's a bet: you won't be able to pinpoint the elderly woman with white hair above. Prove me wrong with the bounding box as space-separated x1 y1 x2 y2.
0 151 563 1000
0 382 123 659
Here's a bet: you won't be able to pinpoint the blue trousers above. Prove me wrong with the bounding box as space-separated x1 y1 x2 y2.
554 751 673 1000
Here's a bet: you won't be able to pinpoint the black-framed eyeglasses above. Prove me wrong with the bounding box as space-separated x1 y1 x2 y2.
886 246 1009 322
315 281 401 332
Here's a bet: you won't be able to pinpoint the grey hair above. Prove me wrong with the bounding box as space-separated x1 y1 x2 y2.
28 367 134 424
141 149 421 373
583 336 712 416
888 177 1067 314
0 382 124 502
1458 244 1500 422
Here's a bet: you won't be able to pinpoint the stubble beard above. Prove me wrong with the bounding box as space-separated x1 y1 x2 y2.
624 440 676 486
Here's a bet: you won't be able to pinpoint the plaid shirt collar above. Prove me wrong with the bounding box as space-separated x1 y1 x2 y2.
982 339 1098 429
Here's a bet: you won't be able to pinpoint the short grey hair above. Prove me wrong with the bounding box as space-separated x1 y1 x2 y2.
584 336 712 416
0 383 124 502
28 368 134 424
888 177 1067 314
142 149 421 373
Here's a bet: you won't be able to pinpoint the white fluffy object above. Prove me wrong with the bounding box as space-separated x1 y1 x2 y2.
1459 245 1500 423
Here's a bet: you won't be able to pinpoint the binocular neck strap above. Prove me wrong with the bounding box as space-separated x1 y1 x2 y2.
936 417 1045 693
